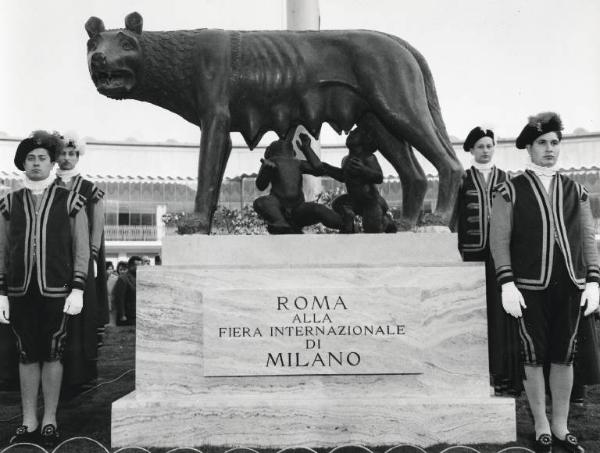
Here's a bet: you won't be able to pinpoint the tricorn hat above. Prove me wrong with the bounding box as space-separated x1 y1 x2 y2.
14 130 63 171
515 112 563 149
463 126 495 151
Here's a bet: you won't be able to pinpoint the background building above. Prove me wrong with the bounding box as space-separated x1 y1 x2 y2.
1 133 599 262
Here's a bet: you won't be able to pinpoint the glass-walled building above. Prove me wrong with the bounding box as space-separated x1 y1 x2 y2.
1 133 599 261
100 176 196 240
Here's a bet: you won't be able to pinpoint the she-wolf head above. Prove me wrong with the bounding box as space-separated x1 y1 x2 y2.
85 12 144 100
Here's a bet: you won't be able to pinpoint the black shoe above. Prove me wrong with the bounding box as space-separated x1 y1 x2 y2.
40 424 61 450
534 433 553 453
9 424 39 445
552 432 584 453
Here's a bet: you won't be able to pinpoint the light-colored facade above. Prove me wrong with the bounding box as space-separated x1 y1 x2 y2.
1 133 599 261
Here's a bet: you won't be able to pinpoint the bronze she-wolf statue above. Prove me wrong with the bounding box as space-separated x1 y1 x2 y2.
85 12 462 234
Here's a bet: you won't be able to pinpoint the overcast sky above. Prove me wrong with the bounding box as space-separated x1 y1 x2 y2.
1 0 599 146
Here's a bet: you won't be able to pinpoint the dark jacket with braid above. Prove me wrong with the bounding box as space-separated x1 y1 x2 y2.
0 184 89 297
56 175 105 259
457 166 509 261
490 171 600 290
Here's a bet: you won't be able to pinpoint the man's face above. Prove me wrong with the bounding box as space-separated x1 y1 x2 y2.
527 131 561 168
129 259 143 274
57 147 79 170
24 148 54 181
470 136 495 164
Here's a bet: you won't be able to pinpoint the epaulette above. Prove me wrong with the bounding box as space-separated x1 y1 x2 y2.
493 181 515 203
91 185 105 202
575 182 589 202
67 192 87 217
0 194 11 220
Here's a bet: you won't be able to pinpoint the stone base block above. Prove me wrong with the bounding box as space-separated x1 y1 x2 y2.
112 390 515 448
111 234 516 448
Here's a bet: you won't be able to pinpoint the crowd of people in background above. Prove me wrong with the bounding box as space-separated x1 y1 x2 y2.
105 255 148 326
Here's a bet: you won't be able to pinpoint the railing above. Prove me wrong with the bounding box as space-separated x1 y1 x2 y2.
104 225 157 241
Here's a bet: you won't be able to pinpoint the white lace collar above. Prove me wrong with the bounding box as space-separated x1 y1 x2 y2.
23 175 54 195
470 159 494 172
56 167 80 184
526 160 558 178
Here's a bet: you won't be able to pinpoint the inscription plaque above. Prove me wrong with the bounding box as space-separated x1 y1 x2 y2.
203 287 426 376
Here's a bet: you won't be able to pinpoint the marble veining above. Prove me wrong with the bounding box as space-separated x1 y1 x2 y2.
112 235 515 448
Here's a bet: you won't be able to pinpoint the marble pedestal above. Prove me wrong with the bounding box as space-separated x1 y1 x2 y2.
111 234 516 448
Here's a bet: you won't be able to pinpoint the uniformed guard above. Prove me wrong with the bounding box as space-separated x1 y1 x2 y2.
55 131 108 391
0 130 89 448
455 126 521 396
490 112 599 453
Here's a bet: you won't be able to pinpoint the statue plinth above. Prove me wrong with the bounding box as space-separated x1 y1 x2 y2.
111 234 516 448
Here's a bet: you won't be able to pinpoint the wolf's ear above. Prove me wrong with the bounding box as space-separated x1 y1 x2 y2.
85 17 105 38
125 12 143 34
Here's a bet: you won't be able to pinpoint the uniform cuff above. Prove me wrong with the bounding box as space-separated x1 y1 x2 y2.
586 265 600 284
72 271 87 291
0 274 6 295
91 245 99 260
496 265 514 285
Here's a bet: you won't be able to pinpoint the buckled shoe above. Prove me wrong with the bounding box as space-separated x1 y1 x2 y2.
40 424 61 450
552 432 584 453
9 424 39 445
534 433 553 453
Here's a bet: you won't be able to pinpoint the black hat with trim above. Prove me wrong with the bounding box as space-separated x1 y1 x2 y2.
14 130 63 171
515 112 563 149
463 126 495 151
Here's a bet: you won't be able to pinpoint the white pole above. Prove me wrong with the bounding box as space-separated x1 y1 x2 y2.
286 0 322 201
286 0 320 30
156 204 167 241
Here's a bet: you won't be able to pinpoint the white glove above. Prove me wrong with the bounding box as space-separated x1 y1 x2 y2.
93 259 98 278
0 295 9 324
581 282 599 317
501 281 526 318
64 289 84 315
